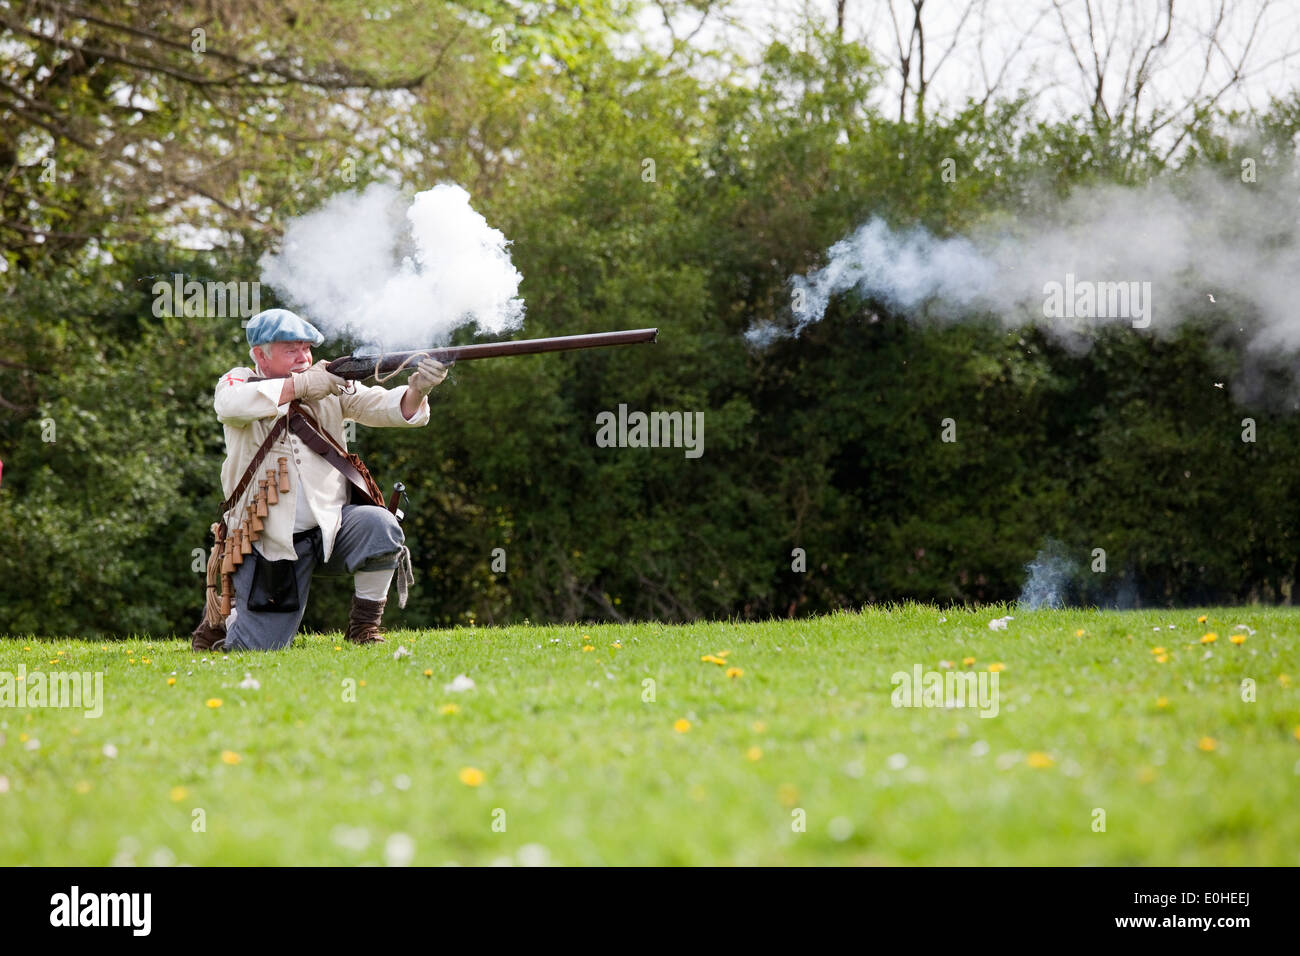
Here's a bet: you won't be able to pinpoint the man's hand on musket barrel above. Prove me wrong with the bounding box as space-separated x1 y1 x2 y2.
291 359 348 402
408 357 451 397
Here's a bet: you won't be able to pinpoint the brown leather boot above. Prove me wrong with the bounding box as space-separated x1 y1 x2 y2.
345 595 387 644
192 618 227 653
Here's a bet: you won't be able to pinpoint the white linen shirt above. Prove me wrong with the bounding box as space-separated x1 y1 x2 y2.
213 367 430 563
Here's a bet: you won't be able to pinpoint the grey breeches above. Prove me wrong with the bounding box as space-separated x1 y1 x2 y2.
224 504 403 652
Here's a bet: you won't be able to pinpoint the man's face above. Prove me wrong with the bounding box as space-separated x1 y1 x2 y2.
255 340 313 377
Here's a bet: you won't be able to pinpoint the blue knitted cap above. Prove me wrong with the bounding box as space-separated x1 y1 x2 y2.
245 309 324 347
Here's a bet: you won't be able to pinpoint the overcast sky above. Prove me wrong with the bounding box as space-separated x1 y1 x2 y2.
638 0 1300 136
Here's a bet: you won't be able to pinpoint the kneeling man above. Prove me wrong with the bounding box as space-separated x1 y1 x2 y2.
201 308 447 651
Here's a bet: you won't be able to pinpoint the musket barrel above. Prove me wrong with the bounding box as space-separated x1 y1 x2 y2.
325 328 658 380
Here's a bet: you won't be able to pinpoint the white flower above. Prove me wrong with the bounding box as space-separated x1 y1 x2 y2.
384 832 415 867
827 817 854 842
24 738 40 751
516 844 550 867
102 743 118 759
886 753 908 770
0 776 9 793
237 672 260 690
393 646 410 659
1233 624 1256 635
330 825 370 852
988 616 1014 631
444 674 475 693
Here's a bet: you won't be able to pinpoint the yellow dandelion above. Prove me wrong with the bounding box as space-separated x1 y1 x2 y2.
726 667 744 679
205 698 222 709
167 677 176 686
127 658 135 664
170 786 188 802
439 703 460 715
1293 726 1300 742
1155 654 1169 664
1201 633 1217 644
1197 615 1207 624
458 767 485 787
18 733 28 742
746 746 762 761
22 646 30 651
1151 646 1166 655
334 645 342 651
776 783 799 807
611 641 622 649
1074 629 1085 637
141 658 151 664
423 669 433 677
962 656 976 666
988 662 1005 673
673 718 691 733
1229 634 1246 645
359 680 366 687
220 750 241 764
1137 766 1157 784
1156 696 1169 708
74 780 92 794
1026 751 1055 769
49 659 59 665
716 650 731 659
582 645 594 652
1197 737 1217 752
57 650 65 656
1281 674 1292 687
700 654 724 665
751 720 767 733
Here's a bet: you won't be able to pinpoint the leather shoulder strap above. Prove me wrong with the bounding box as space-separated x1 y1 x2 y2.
288 403 386 507
220 410 290 516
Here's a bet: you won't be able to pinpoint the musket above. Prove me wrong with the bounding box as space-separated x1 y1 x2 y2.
248 328 659 381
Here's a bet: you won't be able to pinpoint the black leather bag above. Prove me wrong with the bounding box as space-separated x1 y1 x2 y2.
247 550 300 613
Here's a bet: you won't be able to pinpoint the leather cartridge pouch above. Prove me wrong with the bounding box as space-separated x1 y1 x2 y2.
247 548 301 613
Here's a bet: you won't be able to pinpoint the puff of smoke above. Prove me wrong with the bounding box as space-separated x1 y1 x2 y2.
259 182 525 352
1018 539 1079 610
754 165 1300 366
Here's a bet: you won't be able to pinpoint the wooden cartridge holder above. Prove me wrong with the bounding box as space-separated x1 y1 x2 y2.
211 454 295 619
221 529 235 573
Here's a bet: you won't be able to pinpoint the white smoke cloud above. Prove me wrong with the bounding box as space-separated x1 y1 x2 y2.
1017 540 1077 610
757 166 1300 359
259 182 525 351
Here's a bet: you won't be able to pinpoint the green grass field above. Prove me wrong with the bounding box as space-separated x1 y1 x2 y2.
2 605 1298 865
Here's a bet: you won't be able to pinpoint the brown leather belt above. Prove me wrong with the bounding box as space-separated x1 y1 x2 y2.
288 403 387 508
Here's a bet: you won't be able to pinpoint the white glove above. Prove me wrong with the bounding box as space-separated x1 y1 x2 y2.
408 357 451 397
291 359 347 402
